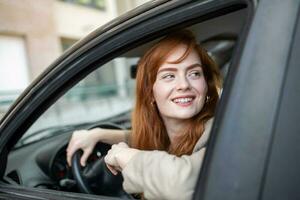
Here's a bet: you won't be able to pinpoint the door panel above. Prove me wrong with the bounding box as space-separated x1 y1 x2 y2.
195 0 300 200
261 8 300 200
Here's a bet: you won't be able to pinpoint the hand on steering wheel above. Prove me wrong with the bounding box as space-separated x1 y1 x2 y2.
69 123 133 199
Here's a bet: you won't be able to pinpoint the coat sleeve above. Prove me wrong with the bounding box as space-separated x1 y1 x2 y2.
121 148 206 200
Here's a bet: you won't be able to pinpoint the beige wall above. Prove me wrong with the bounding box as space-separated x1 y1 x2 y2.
0 0 150 118
116 0 149 16
0 0 61 80
0 0 149 82
54 1 115 39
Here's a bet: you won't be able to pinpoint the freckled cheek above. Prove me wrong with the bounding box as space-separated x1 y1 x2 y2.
191 79 208 96
152 83 173 103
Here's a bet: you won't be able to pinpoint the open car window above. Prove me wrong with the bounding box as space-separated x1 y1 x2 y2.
16 57 138 148
15 7 247 148
15 35 237 149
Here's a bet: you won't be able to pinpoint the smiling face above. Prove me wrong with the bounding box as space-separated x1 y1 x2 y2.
152 45 208 124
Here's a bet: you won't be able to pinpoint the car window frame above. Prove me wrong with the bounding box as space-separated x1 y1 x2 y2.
0 0 255 199
0 0 250 162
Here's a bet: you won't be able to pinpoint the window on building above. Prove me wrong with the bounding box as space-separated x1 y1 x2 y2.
60 0 106 10
0 35 29 111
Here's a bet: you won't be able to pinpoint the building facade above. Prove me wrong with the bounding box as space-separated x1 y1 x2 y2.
0 0 148 118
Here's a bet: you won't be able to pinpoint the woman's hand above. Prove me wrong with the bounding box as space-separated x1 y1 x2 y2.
104 142 140 174
66 129 100 167
67 128 130 167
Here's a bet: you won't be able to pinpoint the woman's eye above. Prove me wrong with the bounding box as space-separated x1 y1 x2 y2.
189 71 202 78
162 74 175 80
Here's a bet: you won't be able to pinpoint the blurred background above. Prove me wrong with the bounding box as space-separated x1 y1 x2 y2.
0 0 149 123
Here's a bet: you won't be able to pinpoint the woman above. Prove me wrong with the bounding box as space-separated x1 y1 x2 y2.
67 30 222 199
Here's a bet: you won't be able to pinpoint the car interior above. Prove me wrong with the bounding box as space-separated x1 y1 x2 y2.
4 7 248 198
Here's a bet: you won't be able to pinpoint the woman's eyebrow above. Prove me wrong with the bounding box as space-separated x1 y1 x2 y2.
186 63 202 70
157 67 177 73
157 63 202 73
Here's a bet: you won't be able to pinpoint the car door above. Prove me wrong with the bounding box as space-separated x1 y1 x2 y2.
194 0 300 200
0 0 255 199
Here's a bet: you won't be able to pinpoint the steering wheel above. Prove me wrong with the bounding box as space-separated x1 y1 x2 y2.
71 123 133 198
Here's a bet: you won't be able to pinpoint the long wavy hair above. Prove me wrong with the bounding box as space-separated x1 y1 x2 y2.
131 30 222 156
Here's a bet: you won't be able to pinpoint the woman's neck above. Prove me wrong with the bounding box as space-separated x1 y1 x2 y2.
162 118 188 144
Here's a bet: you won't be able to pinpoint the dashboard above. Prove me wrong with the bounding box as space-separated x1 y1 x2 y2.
4 122 123 192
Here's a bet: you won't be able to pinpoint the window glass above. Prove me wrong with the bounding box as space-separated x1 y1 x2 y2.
17 57 138 147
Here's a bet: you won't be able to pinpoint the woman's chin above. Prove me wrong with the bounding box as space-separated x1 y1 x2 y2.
168 111 199 120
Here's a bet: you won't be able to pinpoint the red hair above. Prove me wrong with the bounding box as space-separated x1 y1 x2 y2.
131 30 222 156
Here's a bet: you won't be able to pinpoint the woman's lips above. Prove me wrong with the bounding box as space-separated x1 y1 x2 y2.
172 97 195 107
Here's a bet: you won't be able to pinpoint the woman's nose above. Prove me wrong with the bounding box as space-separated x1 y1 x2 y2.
176 76 191 91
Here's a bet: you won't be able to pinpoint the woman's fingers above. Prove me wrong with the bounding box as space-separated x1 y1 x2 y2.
104 149 116 166
66 130 92 166
106 164 119 175
66 145 77 166
104 142 134 170
118 142 129 148
80 148 93 167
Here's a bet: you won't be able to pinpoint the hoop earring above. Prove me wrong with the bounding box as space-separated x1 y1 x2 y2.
206 96 210 103
151 100 155 106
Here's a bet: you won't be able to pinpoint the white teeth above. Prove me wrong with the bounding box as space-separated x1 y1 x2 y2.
173 98 193 103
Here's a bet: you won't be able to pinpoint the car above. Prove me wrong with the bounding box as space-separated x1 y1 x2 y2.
0 0 300 199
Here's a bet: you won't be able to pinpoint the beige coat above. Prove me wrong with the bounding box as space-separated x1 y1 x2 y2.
122 118 213 200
